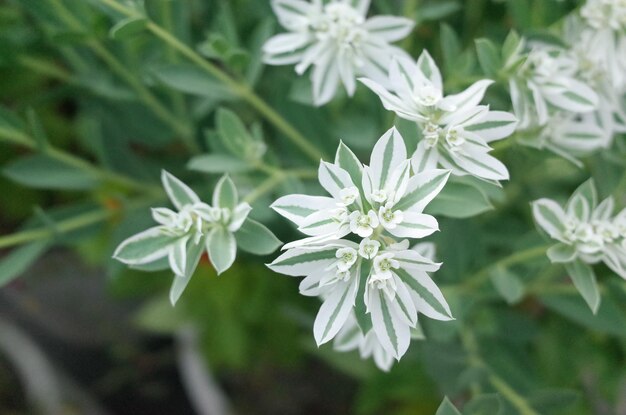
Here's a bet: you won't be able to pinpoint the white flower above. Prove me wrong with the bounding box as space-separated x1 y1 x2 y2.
581 0 626 32
378 202 404 229
115 172 280 306
509 43 599 130
533 180 626 311
349 209 379 237
269 133 453 364
263 0 414 105
358 238 380 259
519 112 609 166
360 50 517 182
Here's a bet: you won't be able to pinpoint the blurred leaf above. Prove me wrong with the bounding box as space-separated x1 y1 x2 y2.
109 16 148 40
418 0 462 22
475 38 502 78
151 64 233 98
235 218 281 255
435 397 462 415
3 154 99 190
564 260 600 314
216 108 266 160
529 388 580 413
426 181 493 218
490 267 525 305
134 295 186 334
0 241 49 287
464 393 504 415
541 293 626 338
188 153 253 174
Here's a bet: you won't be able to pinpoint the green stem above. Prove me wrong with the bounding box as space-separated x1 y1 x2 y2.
96 0 324 162
0 197 158 250
461 245 550 291
46 0 196 151
17 56 73 82
0 127 161 194
488 374 540 415
243 167 317 204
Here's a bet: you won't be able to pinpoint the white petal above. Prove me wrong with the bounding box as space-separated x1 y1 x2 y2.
359 77 425 122
263 32 314 55
337 53 356 96
416 50 443 91
368 289 411 359
113 226 176 265
369 127 407 191
318 161 355 200
464 111 518 142
168 236 189 276
411 141 439 173
161 170 200 210
387 212 439 239
439 79 494 115
313 276 359 345
400 268 453 321
363 16 414 42
451 148 509 181
312 50 341 106
267 246 338 276
395 169 450 213
271 194 337 226
532 199 567 241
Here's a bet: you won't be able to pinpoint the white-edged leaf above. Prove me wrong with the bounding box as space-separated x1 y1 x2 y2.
161 170 200 210
369 127 407 191
213 175 238 210
368 288 411 359
395 268 453 321
547 243 577 263
395 169 450 213
267 246 338 276
206 227 237 275
169 238 206 306
532 199 567 241
271 194 336 226
313 275 359 345
565 260 600 314
235 218 282 255
387 212 439 239
113 226 177 265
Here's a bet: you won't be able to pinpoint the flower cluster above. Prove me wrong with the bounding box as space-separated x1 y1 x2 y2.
269 129 453 362
533 180 626 311
114 172 280 305
263 0 414 105
509 0 626 164
359 51 517 183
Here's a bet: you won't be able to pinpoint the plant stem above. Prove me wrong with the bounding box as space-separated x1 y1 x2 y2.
0 127 161 195
460 245 550 291
0 196 158 250
45 0 196 152
243 167 317 204
96 0 324 162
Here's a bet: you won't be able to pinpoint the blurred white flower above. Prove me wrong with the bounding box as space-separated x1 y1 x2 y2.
360 50 517 183
263 0 414 105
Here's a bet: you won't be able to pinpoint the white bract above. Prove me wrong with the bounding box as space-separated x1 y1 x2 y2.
508 43 599 130
533 180 626 312
263 0 414 106
359 50 517 183
268 130 453 364
114 172 280 305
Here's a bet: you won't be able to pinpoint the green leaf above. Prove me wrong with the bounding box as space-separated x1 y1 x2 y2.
3 154 99 190
207 227 236 275
425 180 493 218
502 30 522 63
418 0 462 21
490 267 525 305
565 260 600 313
216 108 265 160
546 243 576 263
435 397 462 415
529 389 579 413
464 394 504 415
540 294 626 337
235 218 282 255
109 16 148 40
440 23 461 73
475 38 502 78
213 175 238 210
151 64 232 98
26 109 49 150
187 154 253 174
114 227 179 265
0 241 49 287
335 141 363 193
570 179 597 210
